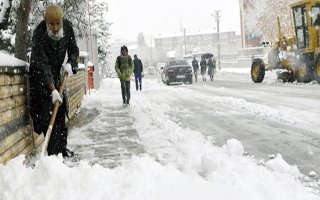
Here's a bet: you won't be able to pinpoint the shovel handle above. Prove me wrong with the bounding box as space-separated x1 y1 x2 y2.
41 73 69 156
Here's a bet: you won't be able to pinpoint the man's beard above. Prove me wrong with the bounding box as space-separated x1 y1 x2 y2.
46 24 64 41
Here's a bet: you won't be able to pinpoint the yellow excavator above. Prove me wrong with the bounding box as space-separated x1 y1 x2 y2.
251 0 320 83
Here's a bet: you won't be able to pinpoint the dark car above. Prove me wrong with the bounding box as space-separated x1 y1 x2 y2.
161 60 193 85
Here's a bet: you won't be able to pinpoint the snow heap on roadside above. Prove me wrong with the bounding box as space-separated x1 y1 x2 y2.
0 138 317 200
0 78 319 200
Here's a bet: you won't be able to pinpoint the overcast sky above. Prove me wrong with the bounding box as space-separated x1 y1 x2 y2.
107 0 241 42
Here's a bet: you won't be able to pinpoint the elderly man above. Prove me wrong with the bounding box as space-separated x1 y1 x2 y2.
29 5 79 157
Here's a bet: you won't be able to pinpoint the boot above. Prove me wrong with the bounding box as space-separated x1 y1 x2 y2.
62 148 74 158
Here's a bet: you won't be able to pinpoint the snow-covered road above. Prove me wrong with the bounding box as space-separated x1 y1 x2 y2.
69 68 320 178
137 70 320 176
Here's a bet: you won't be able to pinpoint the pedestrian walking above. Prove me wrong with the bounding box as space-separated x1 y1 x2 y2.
192 57 199 82
133 54 143 91
200 57 207 82
28 5 79 157
115 45 134 106
207 57 216 81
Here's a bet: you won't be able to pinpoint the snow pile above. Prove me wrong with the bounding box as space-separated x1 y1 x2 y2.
220 67 250 74
181 89 299 125
0 78 319 200
223 138 245 157
266 154 301 178
0 140 318 200
78 63 86 70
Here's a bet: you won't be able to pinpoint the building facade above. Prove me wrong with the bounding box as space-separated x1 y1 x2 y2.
154 31 241 67
239 0 266 48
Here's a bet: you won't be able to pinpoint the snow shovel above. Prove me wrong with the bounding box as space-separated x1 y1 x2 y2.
41 72 69 156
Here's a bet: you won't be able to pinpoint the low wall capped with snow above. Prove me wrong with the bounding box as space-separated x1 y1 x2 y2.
0 64 33 163
0 53 87 164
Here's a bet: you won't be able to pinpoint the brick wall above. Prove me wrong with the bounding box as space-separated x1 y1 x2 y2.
0 65 87 163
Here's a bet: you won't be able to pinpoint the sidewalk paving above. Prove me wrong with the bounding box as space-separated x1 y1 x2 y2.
67 102 145 168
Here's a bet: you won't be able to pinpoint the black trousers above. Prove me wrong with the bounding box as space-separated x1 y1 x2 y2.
193 69 198 81
29 76 69 156
120 80 131 103
46 103 68 156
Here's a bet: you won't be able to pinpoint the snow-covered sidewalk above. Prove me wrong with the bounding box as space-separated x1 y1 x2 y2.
1 78 319 200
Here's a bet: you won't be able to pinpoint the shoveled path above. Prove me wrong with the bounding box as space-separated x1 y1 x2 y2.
67 104 145 168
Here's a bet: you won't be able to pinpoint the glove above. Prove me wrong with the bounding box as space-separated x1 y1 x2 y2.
51 89 63 104
63 63 73 77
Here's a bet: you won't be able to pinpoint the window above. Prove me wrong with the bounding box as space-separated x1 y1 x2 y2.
311 6 320 26
168 60 188 66
293 6 308 49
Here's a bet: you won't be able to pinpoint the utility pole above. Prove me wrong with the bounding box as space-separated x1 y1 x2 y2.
87 0 94 63
150 36 153 65
180 18 187 56
183 28 187 55
87 0 94 93
214 10 221 70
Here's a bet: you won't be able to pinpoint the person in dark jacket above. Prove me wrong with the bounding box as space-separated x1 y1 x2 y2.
200 57 207 82
207 57 216 81
192 57 199 82
28 5 79 157
115 46 134 106
133 54 143 91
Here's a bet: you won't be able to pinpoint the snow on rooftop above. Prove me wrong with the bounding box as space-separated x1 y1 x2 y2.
154 30 237 39
86 61 94 67
79 51 88 57
78 63 86 69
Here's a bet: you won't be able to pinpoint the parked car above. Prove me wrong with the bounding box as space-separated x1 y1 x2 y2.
161 60 193 85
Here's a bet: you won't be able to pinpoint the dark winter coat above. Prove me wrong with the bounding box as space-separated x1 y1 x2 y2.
192 59 199 70
133 58 143 75
28 19 79 134
207 59 216 75
200 59 207 75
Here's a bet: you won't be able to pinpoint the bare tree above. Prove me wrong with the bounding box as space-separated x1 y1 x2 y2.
15 0 30 61
137 33 146 47
0 0 12 30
